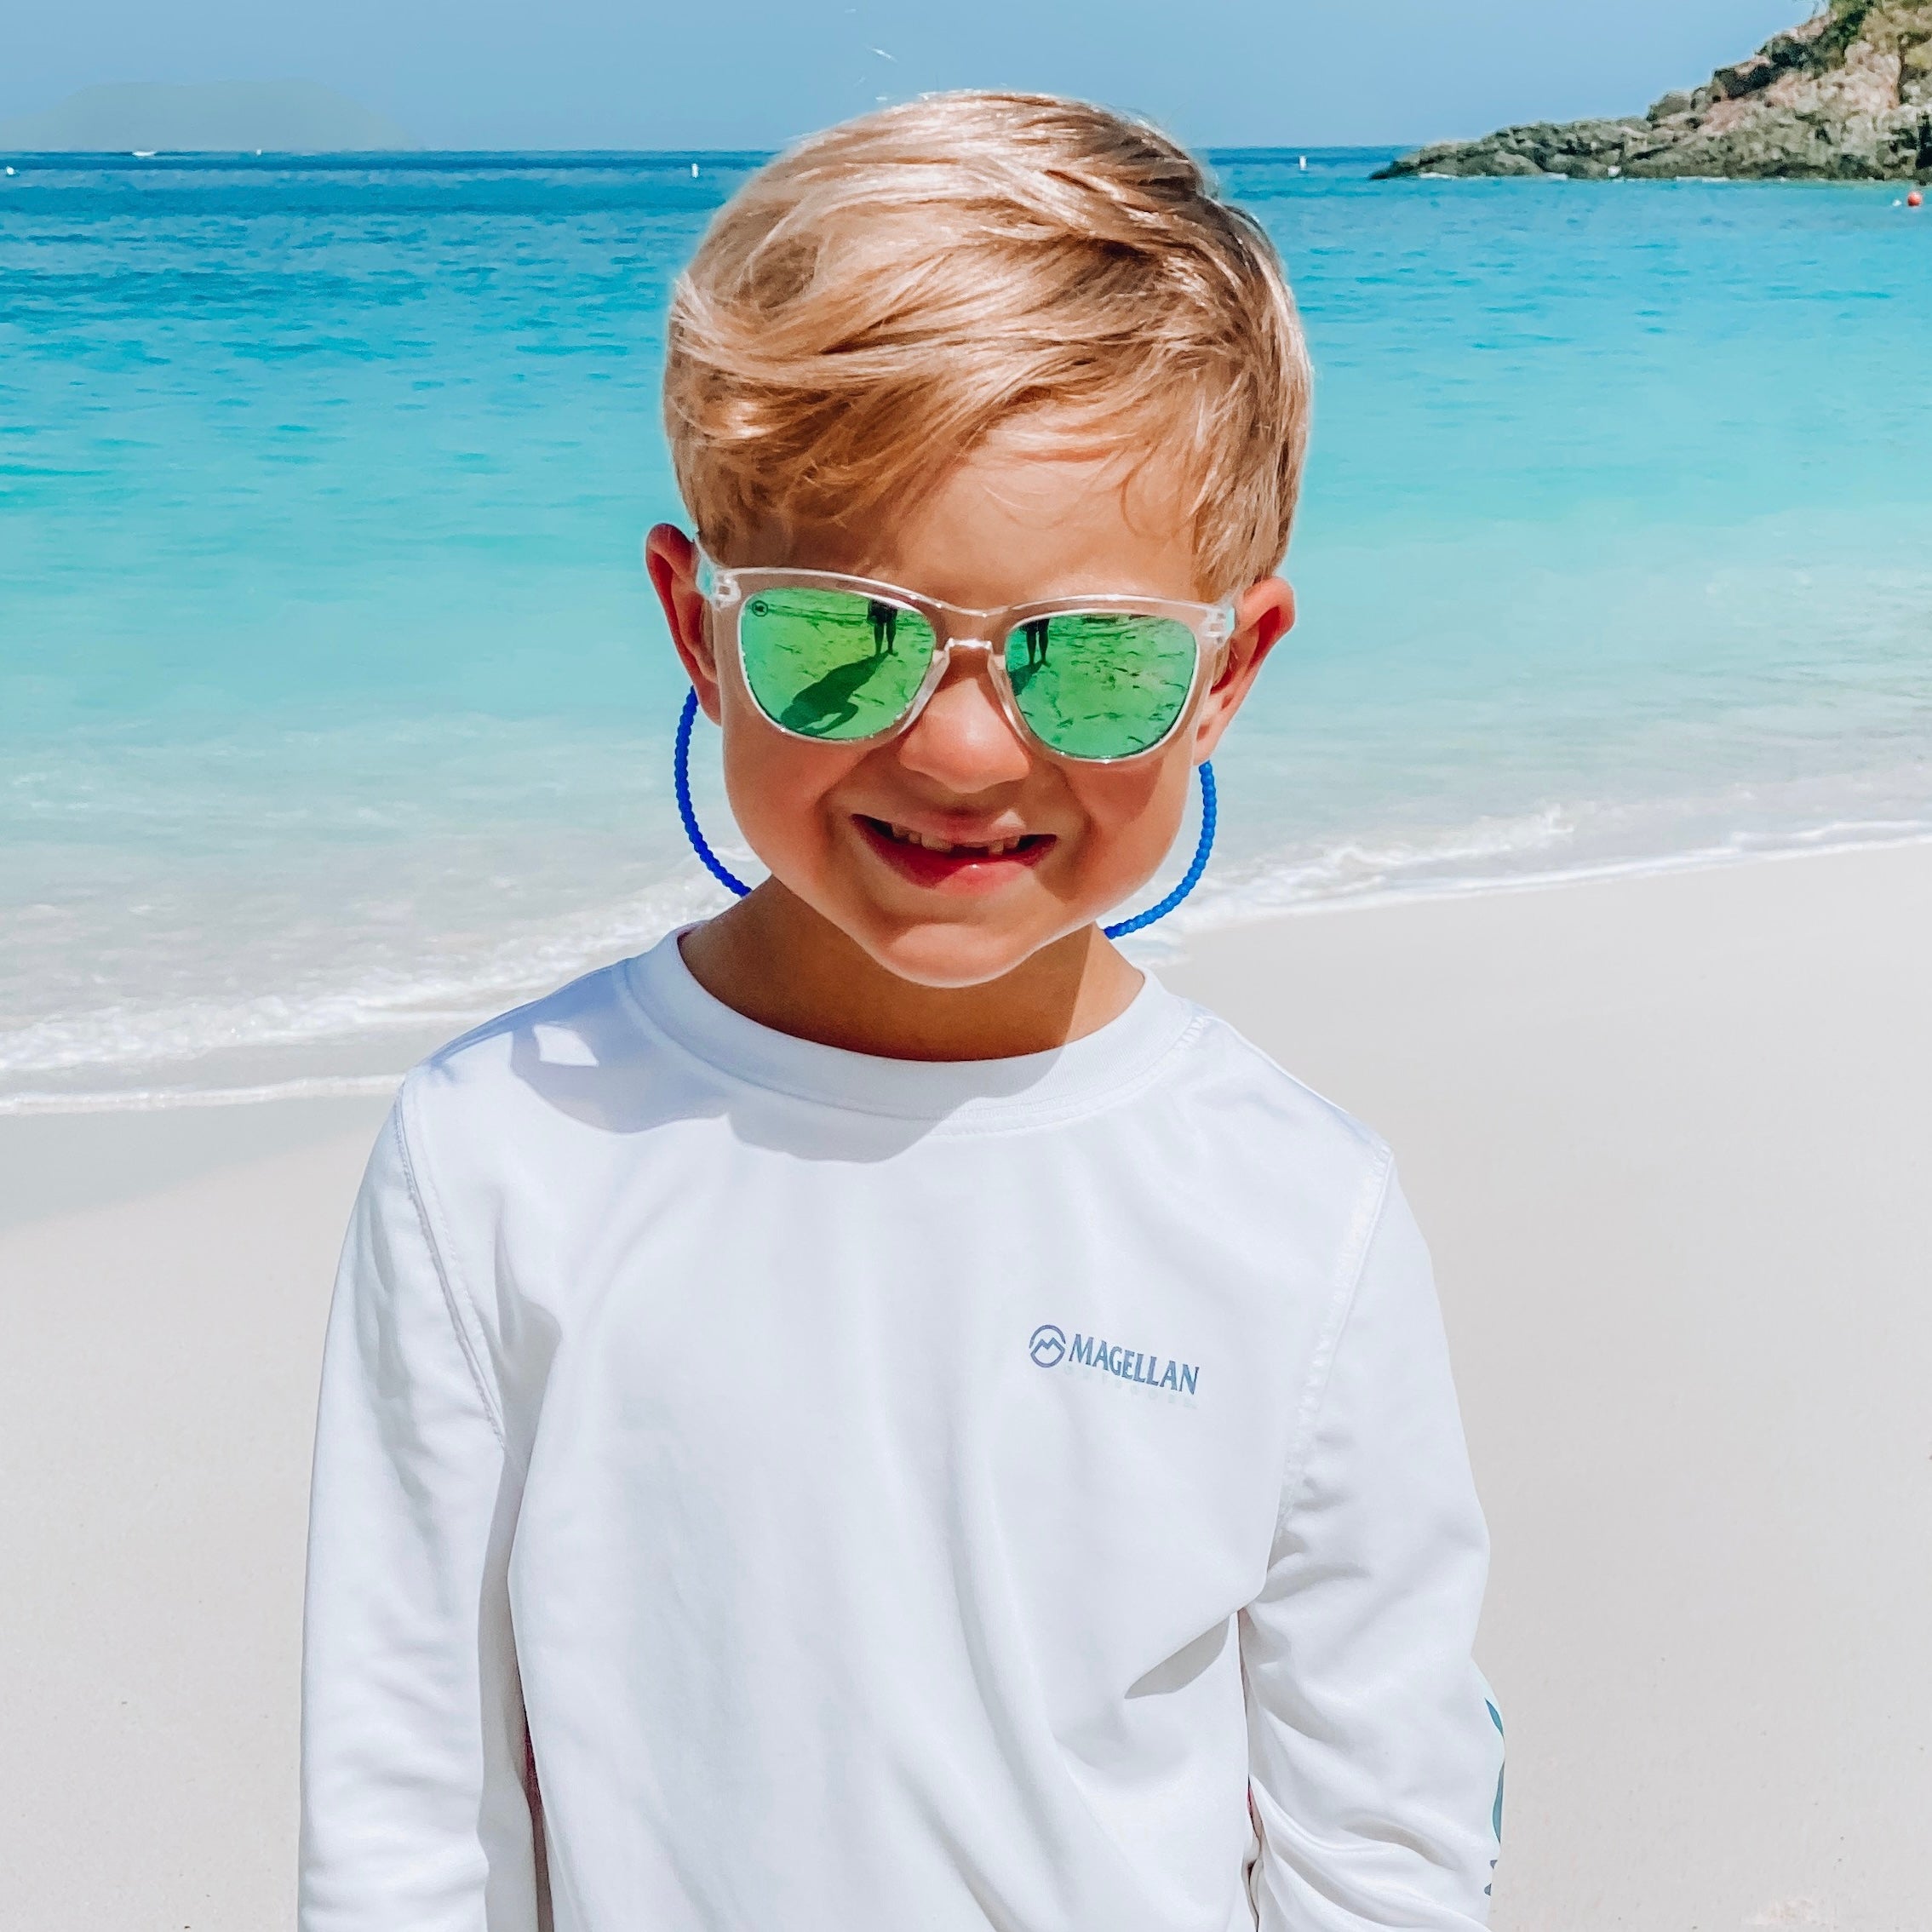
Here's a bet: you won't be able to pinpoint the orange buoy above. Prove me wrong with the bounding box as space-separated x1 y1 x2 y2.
1910 190 1925 207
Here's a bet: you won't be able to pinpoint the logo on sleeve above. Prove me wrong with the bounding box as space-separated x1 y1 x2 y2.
1029 1322 1199 1399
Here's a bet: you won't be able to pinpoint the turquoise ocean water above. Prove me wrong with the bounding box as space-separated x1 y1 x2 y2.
4 150 1930 1109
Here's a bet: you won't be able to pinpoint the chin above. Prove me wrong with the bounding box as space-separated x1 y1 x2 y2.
858 914 1072 992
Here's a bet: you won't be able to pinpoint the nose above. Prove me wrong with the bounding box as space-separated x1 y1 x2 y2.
893 642 1033 793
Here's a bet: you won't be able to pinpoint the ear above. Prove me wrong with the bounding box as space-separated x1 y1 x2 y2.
1190 576 1295 761
644 524 723 724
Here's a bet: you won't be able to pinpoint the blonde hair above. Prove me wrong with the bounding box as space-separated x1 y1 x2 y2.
662 91 1311 596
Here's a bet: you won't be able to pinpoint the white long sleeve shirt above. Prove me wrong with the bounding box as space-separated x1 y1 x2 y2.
301 932 1502 1932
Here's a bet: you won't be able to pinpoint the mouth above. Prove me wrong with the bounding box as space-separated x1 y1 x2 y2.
854 815 1056 891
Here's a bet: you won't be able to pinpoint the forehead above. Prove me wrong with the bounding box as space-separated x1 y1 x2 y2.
764 435 1204 609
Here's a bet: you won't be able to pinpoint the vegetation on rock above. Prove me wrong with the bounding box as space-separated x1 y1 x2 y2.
1378 0 1932 181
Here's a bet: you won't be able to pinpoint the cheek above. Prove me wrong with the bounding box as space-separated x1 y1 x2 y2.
1063 754 1194 877
718 718 860 857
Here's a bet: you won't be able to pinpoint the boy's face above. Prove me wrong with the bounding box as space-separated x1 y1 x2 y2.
648 439 1293 990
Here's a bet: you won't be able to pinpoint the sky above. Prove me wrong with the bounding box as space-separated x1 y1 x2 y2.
3 0 1810 151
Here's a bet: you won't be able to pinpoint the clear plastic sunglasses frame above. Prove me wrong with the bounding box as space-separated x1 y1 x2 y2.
694 551 1239 765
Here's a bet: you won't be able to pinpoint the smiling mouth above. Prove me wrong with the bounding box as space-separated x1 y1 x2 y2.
864 817 1049 857
855 815 1055 885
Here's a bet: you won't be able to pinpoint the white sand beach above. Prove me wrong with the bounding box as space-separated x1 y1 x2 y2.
3 842 1928 1932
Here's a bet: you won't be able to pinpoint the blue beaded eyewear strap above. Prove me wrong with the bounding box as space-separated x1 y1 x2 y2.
673 687 1216 940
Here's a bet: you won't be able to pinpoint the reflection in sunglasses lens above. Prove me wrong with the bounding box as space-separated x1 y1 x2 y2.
739 589 935 739
1006 612 1197 758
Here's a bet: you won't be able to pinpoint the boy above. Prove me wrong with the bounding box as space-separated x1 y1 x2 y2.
301 92 1502 1931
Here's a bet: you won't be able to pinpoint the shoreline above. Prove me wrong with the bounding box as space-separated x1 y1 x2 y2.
9 824 1932 1120
5 837 1929 1928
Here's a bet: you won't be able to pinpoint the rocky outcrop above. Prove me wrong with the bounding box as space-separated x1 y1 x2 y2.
1377 0 1932 181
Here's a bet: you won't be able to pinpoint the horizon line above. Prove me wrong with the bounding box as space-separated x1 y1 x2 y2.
0 141 1414 161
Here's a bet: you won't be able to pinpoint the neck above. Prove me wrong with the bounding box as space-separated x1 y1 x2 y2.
677 884 1144 1061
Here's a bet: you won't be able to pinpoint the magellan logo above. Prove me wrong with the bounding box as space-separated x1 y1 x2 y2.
1029 1323 1199 1397
1029 1323 1067 1367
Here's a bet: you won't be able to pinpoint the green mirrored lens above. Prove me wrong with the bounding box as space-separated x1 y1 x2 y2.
1004 611 1198 759
737 588 935 741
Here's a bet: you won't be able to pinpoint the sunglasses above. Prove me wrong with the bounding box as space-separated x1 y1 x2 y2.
696 553 1238 765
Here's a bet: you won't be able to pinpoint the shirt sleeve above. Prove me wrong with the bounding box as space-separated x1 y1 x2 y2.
1241 1163 1504 1929
300 1097 542 1932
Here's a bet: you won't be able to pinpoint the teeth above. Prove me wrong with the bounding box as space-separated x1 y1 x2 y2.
883 823 1027 857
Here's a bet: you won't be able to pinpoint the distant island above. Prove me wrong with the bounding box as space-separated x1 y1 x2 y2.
1378 0 1932 180
0 81 418 154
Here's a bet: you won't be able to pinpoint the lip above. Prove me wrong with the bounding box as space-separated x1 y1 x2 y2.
853 815 1056 892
